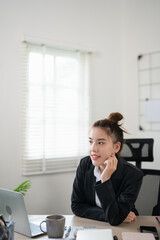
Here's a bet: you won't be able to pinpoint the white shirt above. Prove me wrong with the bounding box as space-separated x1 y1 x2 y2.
94 166 102 208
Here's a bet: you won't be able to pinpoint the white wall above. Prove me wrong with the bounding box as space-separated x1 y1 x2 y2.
0 0 160 215
122 0 160 170
0 0 123 214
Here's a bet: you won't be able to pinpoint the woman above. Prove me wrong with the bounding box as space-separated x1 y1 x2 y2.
71 112 143 226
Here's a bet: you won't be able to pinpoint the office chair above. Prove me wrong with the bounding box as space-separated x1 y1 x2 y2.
120 138 160 215
136 174 160 215
120 138 154 169
152 180 160 215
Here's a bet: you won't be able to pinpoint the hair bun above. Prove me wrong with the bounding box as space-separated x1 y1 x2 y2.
108 112 123 124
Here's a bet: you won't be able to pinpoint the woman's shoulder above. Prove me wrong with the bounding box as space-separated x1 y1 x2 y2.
79 155 92 167
79 156 93 170
76 156 94 176
118 157 143 177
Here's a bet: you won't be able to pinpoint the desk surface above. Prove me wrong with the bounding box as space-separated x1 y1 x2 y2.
15 215 160 240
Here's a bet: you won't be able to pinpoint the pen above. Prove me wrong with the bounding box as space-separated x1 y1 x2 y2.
0 219 8 238
65 226 71 238
156 217 160 225
0 214 6 226
113 235 118 240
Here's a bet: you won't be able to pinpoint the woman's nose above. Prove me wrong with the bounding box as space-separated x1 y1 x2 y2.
91 142 97 152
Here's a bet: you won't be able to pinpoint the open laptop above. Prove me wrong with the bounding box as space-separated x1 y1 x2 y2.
0 188 45 237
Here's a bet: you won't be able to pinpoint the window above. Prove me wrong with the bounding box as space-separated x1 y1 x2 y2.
21 41 90 175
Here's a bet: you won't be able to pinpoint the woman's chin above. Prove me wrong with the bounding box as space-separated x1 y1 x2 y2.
91 159 101 166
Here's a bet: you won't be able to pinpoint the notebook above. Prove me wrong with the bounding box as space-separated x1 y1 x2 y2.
76 229 113 240
0 188 45 237
122 232 155 240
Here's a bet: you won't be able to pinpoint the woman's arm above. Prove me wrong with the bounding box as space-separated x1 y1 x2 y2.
95 165 143 226
71 158 106 221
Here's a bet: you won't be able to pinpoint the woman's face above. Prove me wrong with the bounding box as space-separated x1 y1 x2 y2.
89 127 120 167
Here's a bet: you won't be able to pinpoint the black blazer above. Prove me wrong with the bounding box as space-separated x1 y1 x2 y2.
71 156 143 226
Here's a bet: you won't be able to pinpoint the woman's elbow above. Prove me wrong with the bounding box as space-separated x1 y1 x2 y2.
108 217 123 226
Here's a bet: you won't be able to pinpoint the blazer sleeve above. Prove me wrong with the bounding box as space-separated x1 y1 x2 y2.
71 158 106 221
94 164 143 226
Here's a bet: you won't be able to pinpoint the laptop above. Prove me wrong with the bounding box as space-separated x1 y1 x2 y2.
0 188 45 237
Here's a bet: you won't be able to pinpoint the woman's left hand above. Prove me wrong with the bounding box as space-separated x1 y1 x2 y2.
123 211 136 223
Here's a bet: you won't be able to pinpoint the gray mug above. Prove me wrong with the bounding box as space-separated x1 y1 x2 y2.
40 215 65 238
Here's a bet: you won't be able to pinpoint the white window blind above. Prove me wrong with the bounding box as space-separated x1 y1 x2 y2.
21 41 90 175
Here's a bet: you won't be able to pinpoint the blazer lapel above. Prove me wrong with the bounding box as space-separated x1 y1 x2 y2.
85 164 96 205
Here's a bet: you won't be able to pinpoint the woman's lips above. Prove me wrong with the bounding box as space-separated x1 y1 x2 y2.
91 155 100 160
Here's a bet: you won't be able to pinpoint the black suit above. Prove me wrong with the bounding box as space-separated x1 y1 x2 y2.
71 156 143 226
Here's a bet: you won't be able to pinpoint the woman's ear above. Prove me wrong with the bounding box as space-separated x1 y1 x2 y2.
114 142 121 153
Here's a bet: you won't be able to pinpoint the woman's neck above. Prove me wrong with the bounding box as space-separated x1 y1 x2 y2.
99 164 106 173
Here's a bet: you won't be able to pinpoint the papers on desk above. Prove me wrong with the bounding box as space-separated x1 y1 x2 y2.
76 229 113 240
122 232 155 240
64 226 96 238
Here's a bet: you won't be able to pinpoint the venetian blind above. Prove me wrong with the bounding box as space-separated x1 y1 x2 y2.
21 41 90 175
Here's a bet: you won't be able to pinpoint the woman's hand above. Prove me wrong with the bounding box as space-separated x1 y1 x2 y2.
123 211 136 223
101 154 118 183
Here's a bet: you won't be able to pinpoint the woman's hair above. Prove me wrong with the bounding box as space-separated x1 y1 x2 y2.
91 112 127 154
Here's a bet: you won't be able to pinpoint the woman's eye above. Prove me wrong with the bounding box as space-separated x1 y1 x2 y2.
89 140 92 144
98 142 104 145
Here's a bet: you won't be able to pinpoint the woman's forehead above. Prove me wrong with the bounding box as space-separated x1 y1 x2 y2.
89 127 112 139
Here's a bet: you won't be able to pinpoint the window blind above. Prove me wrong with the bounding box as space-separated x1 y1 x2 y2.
21 41 90 175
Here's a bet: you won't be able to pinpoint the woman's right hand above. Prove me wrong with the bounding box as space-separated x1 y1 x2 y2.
101 154 118 183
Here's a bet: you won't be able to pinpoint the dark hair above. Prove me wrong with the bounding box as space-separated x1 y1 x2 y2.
91 112 127 153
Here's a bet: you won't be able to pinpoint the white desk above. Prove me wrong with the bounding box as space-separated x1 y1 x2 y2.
15 215 160 240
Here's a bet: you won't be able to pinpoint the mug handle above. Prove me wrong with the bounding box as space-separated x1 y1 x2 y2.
40 220 47 233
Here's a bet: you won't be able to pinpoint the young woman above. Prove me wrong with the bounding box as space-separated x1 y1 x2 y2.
71 112 143 226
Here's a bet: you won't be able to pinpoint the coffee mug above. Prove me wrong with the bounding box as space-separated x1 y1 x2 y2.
40 215 65 238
